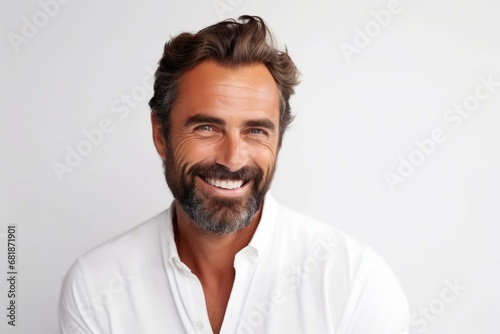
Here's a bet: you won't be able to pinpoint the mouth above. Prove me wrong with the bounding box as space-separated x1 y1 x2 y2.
202 177 245 190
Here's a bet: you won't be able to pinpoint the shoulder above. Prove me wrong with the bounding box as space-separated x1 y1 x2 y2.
61 207 170 299
58 209 170 332
274 198 405 283
272 200 409 332
78 208 168 269
273 200 366 258
270 199 383 287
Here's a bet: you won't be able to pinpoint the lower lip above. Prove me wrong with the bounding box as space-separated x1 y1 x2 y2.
196 176 251 198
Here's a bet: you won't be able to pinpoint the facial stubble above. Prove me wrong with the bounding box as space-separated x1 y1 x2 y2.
163 144 276 235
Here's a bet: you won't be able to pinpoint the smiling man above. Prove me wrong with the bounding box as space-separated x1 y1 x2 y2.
158 61 279 238
59 16 410 334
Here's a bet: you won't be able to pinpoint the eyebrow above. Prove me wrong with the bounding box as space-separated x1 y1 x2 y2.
244 119 276 132
185 114 225 127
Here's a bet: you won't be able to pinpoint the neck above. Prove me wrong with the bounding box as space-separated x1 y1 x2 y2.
173 201 261 279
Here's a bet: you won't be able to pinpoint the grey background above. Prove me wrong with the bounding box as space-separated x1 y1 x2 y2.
1 0 499 333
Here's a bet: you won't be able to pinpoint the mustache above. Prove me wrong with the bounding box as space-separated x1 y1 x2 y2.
187 162 263 183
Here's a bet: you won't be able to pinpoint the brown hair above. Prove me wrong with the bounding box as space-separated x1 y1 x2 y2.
149 15 300 148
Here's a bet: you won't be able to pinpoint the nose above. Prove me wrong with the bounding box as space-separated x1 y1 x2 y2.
214 132 248 172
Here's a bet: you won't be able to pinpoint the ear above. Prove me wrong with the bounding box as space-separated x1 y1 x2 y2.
151 112 167 159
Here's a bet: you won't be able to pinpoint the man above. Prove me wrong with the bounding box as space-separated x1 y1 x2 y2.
59 16 409 334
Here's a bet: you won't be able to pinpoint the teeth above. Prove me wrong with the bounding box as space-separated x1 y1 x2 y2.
205 178 244 189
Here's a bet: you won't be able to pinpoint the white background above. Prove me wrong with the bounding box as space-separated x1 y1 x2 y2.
1 0 499 333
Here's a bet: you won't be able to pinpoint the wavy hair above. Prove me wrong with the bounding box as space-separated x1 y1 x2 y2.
149 15 300 148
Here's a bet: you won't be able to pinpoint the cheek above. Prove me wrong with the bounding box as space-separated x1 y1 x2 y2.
249 143 278 172
171 135 216 167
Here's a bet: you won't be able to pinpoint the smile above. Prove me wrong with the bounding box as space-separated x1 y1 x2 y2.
203 178 244 190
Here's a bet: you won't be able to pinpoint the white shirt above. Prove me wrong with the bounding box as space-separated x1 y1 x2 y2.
59 194 410 334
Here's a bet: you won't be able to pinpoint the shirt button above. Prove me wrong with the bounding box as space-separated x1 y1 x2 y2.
195 321 204 329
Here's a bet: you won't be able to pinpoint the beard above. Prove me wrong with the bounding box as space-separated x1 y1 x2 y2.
163 146 276 235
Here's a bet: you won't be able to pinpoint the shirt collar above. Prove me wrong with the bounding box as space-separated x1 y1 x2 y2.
161 200 184 270
246 193 278 259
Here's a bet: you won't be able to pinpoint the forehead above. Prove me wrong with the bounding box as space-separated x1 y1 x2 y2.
173 61 280 121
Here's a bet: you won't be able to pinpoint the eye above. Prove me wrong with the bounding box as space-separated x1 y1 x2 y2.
195 125 214 132
249 128 265 135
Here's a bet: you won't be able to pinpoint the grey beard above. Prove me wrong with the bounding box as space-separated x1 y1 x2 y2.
180 188 260 235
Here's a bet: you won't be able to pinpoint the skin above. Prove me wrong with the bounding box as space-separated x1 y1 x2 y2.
151 61 281 333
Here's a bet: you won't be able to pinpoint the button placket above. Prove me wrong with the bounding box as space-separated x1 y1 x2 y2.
220 254 256 333
187 274 212 333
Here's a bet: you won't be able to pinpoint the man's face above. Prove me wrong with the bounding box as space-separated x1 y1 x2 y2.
152 61 281 235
